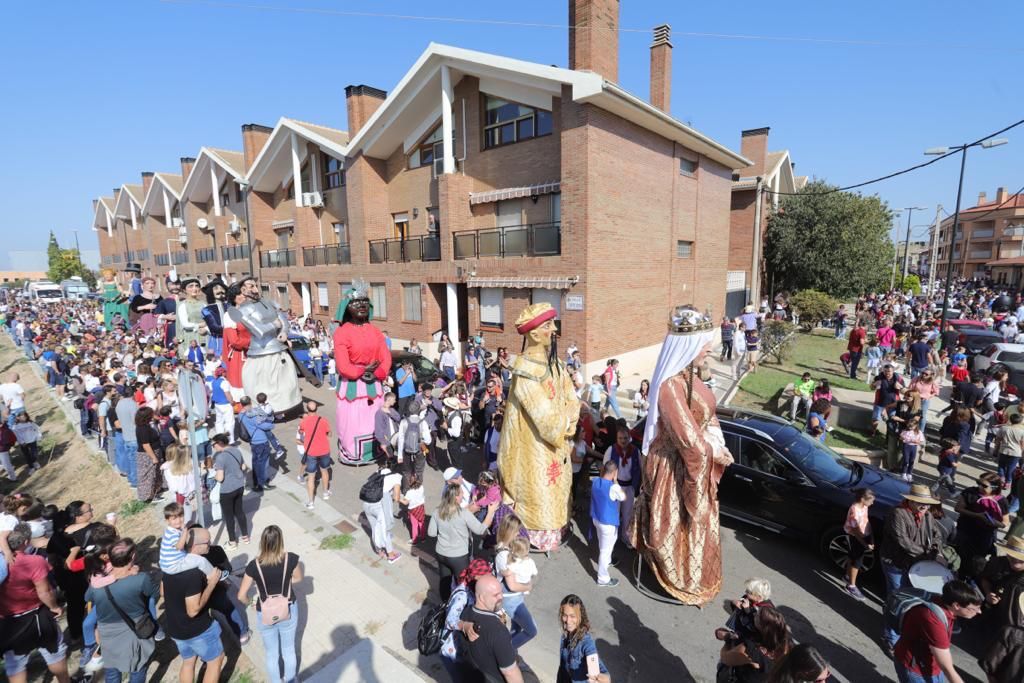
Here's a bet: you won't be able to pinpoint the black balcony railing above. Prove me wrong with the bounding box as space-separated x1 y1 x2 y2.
303 243 352 267
195 247 217 264
452 222 560 259
260 249 296 268
368 235 441 264
221 244 250 261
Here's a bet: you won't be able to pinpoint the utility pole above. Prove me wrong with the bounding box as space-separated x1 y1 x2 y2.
928 205 942 296
890 211 902 291
900 207 927 291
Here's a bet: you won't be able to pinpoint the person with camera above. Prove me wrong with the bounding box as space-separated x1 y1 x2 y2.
162 526 226 683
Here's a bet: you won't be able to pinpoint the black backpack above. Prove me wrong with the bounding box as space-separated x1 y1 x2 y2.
236 416 253 444
359 471 385 503
417 600 451 656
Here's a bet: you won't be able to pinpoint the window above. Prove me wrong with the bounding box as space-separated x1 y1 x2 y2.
332 222 349 244
531 289 562 334
369 283 387 319
480 288 504 328
739 440 794 479
676 240 693 258
299 161 312 195
316 282 329 312
220 192 231 209
679 157 698 176
322 153 345 189
483 95 553 149
408 125 450 174
551 193 561 223
402 283 422 322
235 184 243 203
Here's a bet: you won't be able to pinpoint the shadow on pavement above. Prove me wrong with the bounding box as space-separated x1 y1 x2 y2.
597 595 696 682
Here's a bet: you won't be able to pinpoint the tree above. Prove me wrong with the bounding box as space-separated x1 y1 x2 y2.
790 289 838 332
761 319 795 363
46 233 96 287
902 274 922 295
764 180 895 299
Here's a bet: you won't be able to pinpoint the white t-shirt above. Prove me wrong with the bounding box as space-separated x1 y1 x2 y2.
0 512 18 532
405 486 425 510
382 472 403 498
0 382 25 411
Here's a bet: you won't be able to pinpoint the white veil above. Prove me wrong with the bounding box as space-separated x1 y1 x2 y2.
641 329 716 454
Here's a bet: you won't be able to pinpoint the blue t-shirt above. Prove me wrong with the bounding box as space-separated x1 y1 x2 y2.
908 342 931 369
396 368 416 398
559 632 608 682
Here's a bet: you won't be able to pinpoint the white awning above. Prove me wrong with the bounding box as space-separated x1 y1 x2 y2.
466 275 578 290
469 181 560 206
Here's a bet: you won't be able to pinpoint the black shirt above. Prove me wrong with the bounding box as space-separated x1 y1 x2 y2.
136 423 161 451
460 604 517 683
957 381 984 410
908 341 931 369
162 567 212 640
244 553 300 610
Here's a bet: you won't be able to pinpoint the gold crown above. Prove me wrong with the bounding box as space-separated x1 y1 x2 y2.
668 305 714 334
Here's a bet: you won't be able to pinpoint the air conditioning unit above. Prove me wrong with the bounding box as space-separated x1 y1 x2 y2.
302 191 324 208
228 219 241 235
171 217 185 228
178 226 188 244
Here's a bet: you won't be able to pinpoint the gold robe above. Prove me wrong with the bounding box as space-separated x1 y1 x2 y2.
631 370 734 605
497 355 579 537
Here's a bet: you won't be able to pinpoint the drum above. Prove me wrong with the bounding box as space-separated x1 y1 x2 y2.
907 559 954 595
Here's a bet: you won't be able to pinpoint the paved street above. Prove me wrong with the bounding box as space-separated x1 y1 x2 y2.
222 369 992 683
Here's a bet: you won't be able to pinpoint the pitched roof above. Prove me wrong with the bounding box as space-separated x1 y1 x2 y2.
122 184 144 205
207 148 245 177
156 173 184 196
246 118 351 190
962 193 1024 215
286 120 349 147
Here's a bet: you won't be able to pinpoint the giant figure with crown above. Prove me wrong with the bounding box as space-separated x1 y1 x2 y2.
333 279 392 465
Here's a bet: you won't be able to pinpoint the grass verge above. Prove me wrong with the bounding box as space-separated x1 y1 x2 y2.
320 533 355 551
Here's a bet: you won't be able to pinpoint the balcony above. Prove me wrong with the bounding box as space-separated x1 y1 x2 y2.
195 247 217 264
303 243 352 266
221 244 250 261
453 222 561 260
368 235 441 264
972 228 995 240
969 250 992 260
260 249 296 268
1004 226 1024 238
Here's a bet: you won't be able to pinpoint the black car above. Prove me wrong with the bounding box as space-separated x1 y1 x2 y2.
390 350 442 386
960 329 1004 369
714 406 910 572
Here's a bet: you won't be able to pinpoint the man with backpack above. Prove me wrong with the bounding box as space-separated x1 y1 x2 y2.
396 399 431 481
359 464 403 564
893 579 982 683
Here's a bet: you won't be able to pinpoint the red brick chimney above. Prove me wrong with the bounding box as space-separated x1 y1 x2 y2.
649 24 672 112
241 124 274 171
345 85 387 138
180 157 196 183
978 191 988 206
996 187 1009 204
569 0 619 82
141 172 154 200
740 128 770 175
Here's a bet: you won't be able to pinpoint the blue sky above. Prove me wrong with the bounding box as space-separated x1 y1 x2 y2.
2 0 1020 261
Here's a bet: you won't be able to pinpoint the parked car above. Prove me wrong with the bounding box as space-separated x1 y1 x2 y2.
959 329 1005 368
287 334 326 376
390 350 443 386
974 343 1024 396
944 318 989 332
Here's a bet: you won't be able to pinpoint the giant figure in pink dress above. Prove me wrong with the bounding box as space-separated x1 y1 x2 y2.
333 280 392 465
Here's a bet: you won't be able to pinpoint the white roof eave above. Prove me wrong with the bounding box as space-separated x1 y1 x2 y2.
246 119 348 190
180 148 242 203
142 173 182 215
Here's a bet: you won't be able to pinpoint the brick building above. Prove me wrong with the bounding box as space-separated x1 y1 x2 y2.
932 187 1024 282
727 127 802 317
93 0 752 377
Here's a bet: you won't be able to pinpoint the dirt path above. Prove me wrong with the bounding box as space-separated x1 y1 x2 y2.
0 335 257 681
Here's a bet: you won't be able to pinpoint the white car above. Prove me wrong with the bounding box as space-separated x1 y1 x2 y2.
973 343 1024 373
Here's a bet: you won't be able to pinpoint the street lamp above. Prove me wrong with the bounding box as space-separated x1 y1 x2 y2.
900 207 927 290
234 178 256 276
927 137 1009 342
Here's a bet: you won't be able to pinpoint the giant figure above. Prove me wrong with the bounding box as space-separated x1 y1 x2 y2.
176 278 208 357
333 279 391 465
221 283 249 402
227 277 301 415
100 268 130 331
630 306 735 606
201 278 228 357
496 303 579 551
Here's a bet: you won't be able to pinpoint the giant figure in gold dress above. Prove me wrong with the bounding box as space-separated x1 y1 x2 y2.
497 303 579 552
630 306 735 606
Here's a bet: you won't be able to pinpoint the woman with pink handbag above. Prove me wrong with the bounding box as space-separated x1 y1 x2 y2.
236 526 303 682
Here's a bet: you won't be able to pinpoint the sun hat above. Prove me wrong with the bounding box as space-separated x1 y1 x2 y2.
443 467 462 482
902 483 940 505
442 397 461 411
997 534 1024 562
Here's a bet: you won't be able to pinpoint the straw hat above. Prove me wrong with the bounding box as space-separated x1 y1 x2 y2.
442 396 462 411
902 483 940 505
998 534 1024 562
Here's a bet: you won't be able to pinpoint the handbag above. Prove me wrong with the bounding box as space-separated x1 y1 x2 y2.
104 585 159 639
255 559 292 626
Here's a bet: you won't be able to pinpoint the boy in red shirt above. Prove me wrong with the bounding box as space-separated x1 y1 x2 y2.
893 580 982 683
297 400 332 509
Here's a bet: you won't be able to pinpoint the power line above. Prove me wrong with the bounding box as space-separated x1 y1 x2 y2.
158 0 1024 53
763 117 1024 198
948 186 1024 224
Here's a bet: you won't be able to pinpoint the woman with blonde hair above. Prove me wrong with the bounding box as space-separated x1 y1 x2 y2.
428 482 497 602
161 442 197 520
237 525 304 683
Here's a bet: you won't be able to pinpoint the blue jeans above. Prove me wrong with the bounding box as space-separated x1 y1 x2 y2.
920 399 931 433
113 432 126 475
443 367 456 381
251 442 271 487
894 660 946 682
105 666 147 682
502 592 538 649
606 390 622 419
901 444 919 476
881 559 906 647
120 439 138 487
998 455 1020 488
257 602 299 683
209 585 248 637
312 361 324 384
835 325 846 339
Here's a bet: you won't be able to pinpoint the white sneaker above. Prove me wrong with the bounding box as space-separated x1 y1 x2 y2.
322 489 332 500
304 501 315 510
83 654 104 673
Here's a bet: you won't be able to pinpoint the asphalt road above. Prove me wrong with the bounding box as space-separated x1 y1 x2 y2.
250 376 990 683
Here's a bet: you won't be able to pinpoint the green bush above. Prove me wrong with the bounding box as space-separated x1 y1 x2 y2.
902 274 922 295
761 320 796 364
790 290 839 332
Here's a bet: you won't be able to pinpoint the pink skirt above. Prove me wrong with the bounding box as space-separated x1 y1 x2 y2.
336 380 383 465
